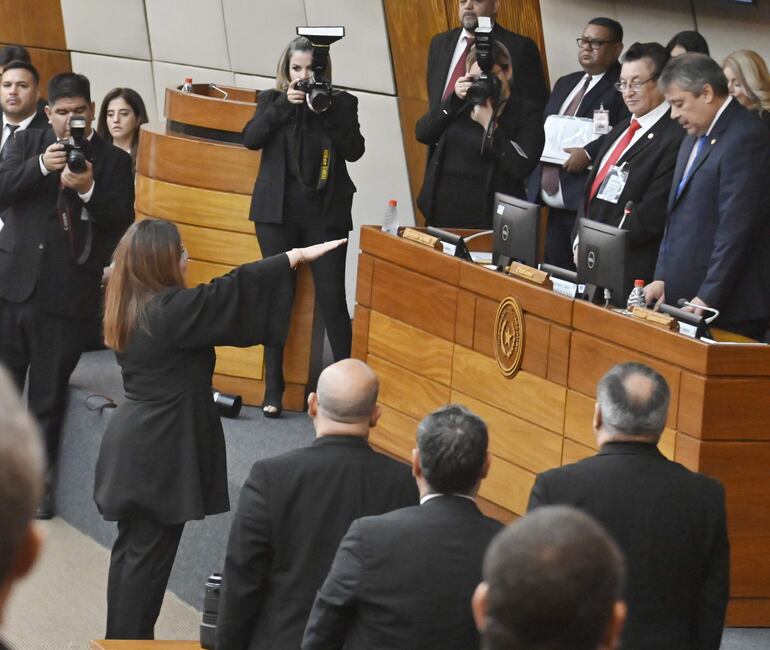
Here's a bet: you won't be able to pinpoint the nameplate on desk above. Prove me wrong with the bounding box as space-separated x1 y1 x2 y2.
629 306 679 331
550 277 580 298
506 262 551 287
402 228 442 250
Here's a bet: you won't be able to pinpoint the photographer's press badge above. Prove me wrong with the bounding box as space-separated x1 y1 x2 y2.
593 106 610 135
596 163 628 204
494 297 525 379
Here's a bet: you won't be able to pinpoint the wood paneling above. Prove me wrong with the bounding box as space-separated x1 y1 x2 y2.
210 374 306 411
369 355 450 422
452 344 566 434
473 296 496 357
164 220 260 267
0 44 71 92
452 391 562 474
355 253 374 307
726 598 770 627
674 432 701 473
214 345 263 380
136 176 253 234
282 266 318 385
562 438 594 465
368 311 453 385
371 258 458 341
351 305 371 361
477 497 516 523
137 124 259 194
493 1 549 84
455 290 476 349
479 453 536 516
165 87 256 133
370 404 419 461
0 1 66 50
185 259 235 287
547 324 570 385
564 390 597 449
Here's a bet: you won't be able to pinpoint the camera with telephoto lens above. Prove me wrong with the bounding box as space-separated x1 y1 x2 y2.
467 17 502 107
199 572 222 649
295 26 345 113
58 116 91 173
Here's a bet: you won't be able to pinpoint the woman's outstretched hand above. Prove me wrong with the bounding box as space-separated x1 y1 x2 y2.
286 238 347 268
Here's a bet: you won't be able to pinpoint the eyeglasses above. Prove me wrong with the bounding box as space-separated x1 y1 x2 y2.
576 37 616 50
614 77 657 93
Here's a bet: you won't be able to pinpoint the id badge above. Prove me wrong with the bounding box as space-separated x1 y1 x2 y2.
596 165 628 203
593 108 610 134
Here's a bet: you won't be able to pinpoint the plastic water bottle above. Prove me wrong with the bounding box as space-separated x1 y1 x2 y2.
181 77 194 93
382 199 399 236
627 279 646 311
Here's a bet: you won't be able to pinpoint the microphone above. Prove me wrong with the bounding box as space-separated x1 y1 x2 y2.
676 299 720 324
617 201 634 230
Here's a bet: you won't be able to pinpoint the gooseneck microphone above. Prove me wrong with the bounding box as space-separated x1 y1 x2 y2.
676 298 720 323
617 201 634 230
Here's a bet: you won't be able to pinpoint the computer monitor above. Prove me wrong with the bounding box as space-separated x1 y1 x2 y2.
426 227 473 261
577 218 630 308
492 193 541 270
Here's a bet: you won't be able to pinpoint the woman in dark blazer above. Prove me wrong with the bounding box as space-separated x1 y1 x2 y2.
94 218 343 639
416 41 544 229
243 36 365 417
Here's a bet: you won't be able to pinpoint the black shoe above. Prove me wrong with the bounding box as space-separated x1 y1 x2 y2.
262 391 284 419
36 485 54 520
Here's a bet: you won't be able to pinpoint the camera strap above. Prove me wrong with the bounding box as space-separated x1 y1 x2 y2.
292 110 333 192
57 183 92 265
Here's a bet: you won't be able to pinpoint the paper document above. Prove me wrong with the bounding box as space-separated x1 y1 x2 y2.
541 115 597 164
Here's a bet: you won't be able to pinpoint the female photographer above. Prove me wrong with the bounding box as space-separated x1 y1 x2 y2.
243 36 365 418
94 218 345 639
96 87 149 169
416 41 544 229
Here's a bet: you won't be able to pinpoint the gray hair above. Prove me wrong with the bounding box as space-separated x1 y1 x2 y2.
596 362 670 439
0 367 44 583
658 52 729 97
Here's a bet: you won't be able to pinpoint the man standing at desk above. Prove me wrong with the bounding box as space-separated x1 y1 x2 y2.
644 54 770 339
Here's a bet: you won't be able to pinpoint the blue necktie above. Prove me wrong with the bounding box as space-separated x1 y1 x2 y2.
676 135 709 199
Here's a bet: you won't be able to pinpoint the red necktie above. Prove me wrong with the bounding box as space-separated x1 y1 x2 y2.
442 36 474 101
588 118 641 202
542 76 592 195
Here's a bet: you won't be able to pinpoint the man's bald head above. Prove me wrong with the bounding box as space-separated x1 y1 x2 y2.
315 359 379 424
596 363 670 441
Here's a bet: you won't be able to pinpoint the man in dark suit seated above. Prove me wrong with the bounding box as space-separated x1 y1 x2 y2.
472 506 627 650
0 72 135 518
527 17 629 270
0 368 45 650
571 42 686 285
216 359 419 650
528 362 729 650
644 53 770 339
302 404 503 650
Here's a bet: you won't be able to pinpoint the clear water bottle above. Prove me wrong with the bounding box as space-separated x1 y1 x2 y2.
627 279 646 311
382 199 399 236
181 77 194 93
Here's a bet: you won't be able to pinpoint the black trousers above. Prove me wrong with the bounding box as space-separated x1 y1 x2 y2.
255 211 351 398
106 517 185 639
0 294 87 469
545 207 578 271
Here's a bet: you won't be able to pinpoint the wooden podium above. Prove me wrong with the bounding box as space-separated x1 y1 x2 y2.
352 225 770 626
135 84 323 410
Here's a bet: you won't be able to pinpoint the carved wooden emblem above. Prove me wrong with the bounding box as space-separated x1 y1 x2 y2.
494 297 525 378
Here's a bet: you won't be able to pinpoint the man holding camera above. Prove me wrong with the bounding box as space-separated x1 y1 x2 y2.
0 72 134 518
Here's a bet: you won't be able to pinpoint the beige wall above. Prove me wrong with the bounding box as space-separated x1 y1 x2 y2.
540 0 770 82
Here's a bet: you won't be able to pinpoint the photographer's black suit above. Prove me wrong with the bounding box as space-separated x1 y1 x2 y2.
243 89 364 401
0 128 134 466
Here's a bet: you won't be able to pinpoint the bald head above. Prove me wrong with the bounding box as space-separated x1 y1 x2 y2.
315 359 379 424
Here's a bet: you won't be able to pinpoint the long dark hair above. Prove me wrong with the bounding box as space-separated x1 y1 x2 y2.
96 87 149 161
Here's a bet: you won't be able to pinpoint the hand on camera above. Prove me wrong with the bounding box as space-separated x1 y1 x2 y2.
61 160 94 193
470 99 494 130
454 75 475 101
287 239 347 268
562 148 590 173
287 79 306 105
42 142 68 172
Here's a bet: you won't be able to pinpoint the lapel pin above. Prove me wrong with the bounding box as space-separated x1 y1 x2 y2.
711 138 716 145
647 133 654 139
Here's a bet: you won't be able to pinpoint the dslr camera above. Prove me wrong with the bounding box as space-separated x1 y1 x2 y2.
467 17 502 107
58 116 92 173
295 26 345 113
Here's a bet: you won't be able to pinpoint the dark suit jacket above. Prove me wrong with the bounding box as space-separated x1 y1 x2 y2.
243 89 364 232
302 495 503 650
527 61 629 211
216 435 419 650
0 129 134 318
528 441 729 650
655 99 770 324
426 24 548 112
0 111 50 160
575 107 686 285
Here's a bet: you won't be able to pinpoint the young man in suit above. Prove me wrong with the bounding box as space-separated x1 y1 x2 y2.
644 53 770 339
527 17 629 270
0 73 135 518
216 359 419 650
0 62 48 155
0 368 45 650
472 506 627 650
302 404 503 650
528 363 729 650
572 42 686 287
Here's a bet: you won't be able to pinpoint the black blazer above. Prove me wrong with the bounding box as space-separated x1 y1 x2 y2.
0 129 134 318
528 441 729 650
243 89 364 232
527 62 629 211
426 24 548 112
655 99 770 324
216 435 419 650
302 495 503 650
0 111 50 160
575 107 686 285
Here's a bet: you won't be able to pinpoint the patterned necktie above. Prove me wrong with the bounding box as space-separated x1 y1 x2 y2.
589 119 641 202
542 75 592 195
442 36 474 101
1 123 19 155
676 134 709 199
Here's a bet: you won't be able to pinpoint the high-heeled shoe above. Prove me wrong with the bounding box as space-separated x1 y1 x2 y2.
262 391 284 419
